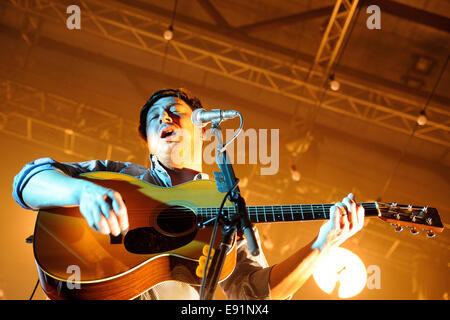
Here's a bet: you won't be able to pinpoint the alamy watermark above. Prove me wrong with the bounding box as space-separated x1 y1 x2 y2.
204 128 279 175
66 5 81 30
366 5 381 30
168 128 280 176
66 265 81 290
366 264 381 290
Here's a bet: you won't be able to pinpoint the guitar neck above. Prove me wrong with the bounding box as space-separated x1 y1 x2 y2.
197 202 380 224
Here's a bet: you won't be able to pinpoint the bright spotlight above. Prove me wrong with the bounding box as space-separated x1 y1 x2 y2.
313 247 367 299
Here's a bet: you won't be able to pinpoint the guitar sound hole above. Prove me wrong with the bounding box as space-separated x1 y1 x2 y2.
123 205 198 254
157 205 196 234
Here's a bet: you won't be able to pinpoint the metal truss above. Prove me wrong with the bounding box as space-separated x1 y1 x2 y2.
5 0 450 148
0 79 145 161
288 0 359 157
309 0 359 80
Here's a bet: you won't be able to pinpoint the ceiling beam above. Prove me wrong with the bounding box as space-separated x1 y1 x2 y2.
237 1 450 34
239 5 335 33
196 0 229 28
373 0 450 34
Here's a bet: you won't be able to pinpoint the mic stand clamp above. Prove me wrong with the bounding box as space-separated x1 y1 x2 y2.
199 119 259 300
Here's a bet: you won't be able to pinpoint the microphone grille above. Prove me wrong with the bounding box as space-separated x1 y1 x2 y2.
191 108 206 127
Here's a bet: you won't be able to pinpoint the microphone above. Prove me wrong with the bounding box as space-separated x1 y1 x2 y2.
242 223 260 256
191 108 239 127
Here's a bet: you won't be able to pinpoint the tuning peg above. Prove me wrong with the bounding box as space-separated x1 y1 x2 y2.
426 230 436 238
410 227 419 235
407 204 413 212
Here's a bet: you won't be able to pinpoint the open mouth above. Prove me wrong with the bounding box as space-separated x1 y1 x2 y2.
160 126 179 140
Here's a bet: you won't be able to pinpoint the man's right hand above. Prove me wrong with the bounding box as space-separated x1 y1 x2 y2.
78 182 129 236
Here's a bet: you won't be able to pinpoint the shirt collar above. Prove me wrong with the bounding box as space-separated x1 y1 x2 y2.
148 154 209 181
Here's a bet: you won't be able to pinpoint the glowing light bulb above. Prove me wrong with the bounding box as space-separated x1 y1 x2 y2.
330 79 340 91
291 170 301 181
290 165 301 182
313 247 367 299
329 74 340 91
163 26 173 40
417 110 427 126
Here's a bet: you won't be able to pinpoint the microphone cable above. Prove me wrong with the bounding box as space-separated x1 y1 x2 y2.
29 279 39 300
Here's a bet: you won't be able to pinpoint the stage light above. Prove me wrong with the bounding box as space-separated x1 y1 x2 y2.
289 164 301 182
329 74 340 91
313 247 367 299
417 110 427 126
163 26 174 41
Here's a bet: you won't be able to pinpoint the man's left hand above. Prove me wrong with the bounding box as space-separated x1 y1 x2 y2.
312 193 365 250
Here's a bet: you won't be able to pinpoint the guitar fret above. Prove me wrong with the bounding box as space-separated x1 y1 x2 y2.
199 202 382 226
274 206 279 222
224 202 419 229
325 205 329 218
251 208 256 223
267 206 271 222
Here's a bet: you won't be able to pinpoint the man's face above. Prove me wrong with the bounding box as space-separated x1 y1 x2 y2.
145 96 202 169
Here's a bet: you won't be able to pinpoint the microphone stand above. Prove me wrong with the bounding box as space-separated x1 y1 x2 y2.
199 118 259 300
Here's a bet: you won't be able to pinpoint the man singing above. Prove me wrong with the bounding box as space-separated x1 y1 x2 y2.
13 88 364 300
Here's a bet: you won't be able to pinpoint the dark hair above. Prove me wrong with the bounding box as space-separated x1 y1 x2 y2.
138 88 203 141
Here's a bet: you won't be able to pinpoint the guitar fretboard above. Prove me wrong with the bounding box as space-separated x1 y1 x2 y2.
197 202 380 224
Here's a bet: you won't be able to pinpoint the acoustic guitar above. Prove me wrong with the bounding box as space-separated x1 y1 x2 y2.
32 172 444 300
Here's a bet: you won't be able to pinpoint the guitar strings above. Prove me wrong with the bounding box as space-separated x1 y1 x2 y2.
110 203 379 214
97 203 379 220
116 202 379 212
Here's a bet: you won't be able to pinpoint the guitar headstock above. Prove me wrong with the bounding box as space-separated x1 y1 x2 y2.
376 202 444 238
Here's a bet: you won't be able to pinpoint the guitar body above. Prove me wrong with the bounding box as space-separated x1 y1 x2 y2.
33 172 237 300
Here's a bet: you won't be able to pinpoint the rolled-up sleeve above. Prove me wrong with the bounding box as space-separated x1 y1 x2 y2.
12 157 129 210
220 227 273 300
